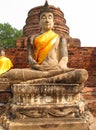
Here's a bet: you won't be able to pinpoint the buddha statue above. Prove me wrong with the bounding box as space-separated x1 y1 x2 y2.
0 2 93 129
0 1 88 85
0 49 13 76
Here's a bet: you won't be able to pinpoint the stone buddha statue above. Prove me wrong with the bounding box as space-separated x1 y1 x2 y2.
0 2 93 129
1 1 88 85
0 49 13 76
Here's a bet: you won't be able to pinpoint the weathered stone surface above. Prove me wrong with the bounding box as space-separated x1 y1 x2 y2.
3 47 96 116
0 79 11 104
0 80 93 130
3 118 89 130
0 81 10 91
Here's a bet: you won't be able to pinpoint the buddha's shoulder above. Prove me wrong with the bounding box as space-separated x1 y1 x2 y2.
29 34 39 44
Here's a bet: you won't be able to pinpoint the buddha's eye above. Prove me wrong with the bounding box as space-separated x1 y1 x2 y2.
48 15 53 19
48 16 52 19
41 15 46 20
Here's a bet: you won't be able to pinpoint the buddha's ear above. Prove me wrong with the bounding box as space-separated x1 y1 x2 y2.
39 21 43 31
52 20 54 29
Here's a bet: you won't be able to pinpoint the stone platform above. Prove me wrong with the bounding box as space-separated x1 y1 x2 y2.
0 83 93 130
1 117 89 130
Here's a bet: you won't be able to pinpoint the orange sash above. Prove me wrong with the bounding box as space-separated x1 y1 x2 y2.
34 30 59 64
0 56 13 75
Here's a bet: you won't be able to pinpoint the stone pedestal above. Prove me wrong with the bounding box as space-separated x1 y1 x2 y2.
0 83 93 130
1 118 89 130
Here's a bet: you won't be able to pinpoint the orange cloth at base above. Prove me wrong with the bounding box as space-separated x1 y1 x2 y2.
34 30 59 64
0 56 13 75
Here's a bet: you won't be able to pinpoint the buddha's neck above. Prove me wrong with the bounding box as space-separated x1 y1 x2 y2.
40 29 52 33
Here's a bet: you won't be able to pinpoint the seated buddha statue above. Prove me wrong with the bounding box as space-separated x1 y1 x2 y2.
1 1 88 85
0 49 13 76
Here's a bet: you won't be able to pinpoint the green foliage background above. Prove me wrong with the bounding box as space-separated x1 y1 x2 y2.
0 23 23 48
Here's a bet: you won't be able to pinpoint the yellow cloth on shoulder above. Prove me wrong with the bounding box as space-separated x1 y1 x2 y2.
34 30 59 64
0 56 13 75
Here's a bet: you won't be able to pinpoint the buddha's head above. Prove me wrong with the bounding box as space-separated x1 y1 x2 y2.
39 1 54 32
0 49 5 56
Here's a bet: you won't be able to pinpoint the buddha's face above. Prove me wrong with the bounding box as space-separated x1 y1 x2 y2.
39 12 54 32
0 50 5 56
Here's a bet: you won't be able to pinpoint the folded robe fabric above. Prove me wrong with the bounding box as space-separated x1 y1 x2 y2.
0 56 13 75
34 30 59 64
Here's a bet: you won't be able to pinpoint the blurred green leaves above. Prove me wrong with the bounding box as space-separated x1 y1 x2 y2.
0 23 22 48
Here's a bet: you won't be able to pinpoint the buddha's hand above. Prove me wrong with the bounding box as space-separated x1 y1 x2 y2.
39 65 61 71
58 63 68 70
31 63 40 70
32 64 60 71
28 56 40 70
58 64 75 73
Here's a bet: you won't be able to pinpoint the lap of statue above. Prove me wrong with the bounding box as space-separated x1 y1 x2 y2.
1 65 88 84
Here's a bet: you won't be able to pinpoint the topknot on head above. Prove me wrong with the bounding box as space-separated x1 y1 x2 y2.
38 0 54 19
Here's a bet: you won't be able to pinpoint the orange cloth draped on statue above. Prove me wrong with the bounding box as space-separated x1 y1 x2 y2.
0 56 13 75
34 30 59 64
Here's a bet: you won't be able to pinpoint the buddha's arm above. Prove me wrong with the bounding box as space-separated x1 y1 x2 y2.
58 37 68 69
27 36 42 70
27 36 37 65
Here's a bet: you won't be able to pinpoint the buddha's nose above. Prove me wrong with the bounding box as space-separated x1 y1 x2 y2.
46 17 49 22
